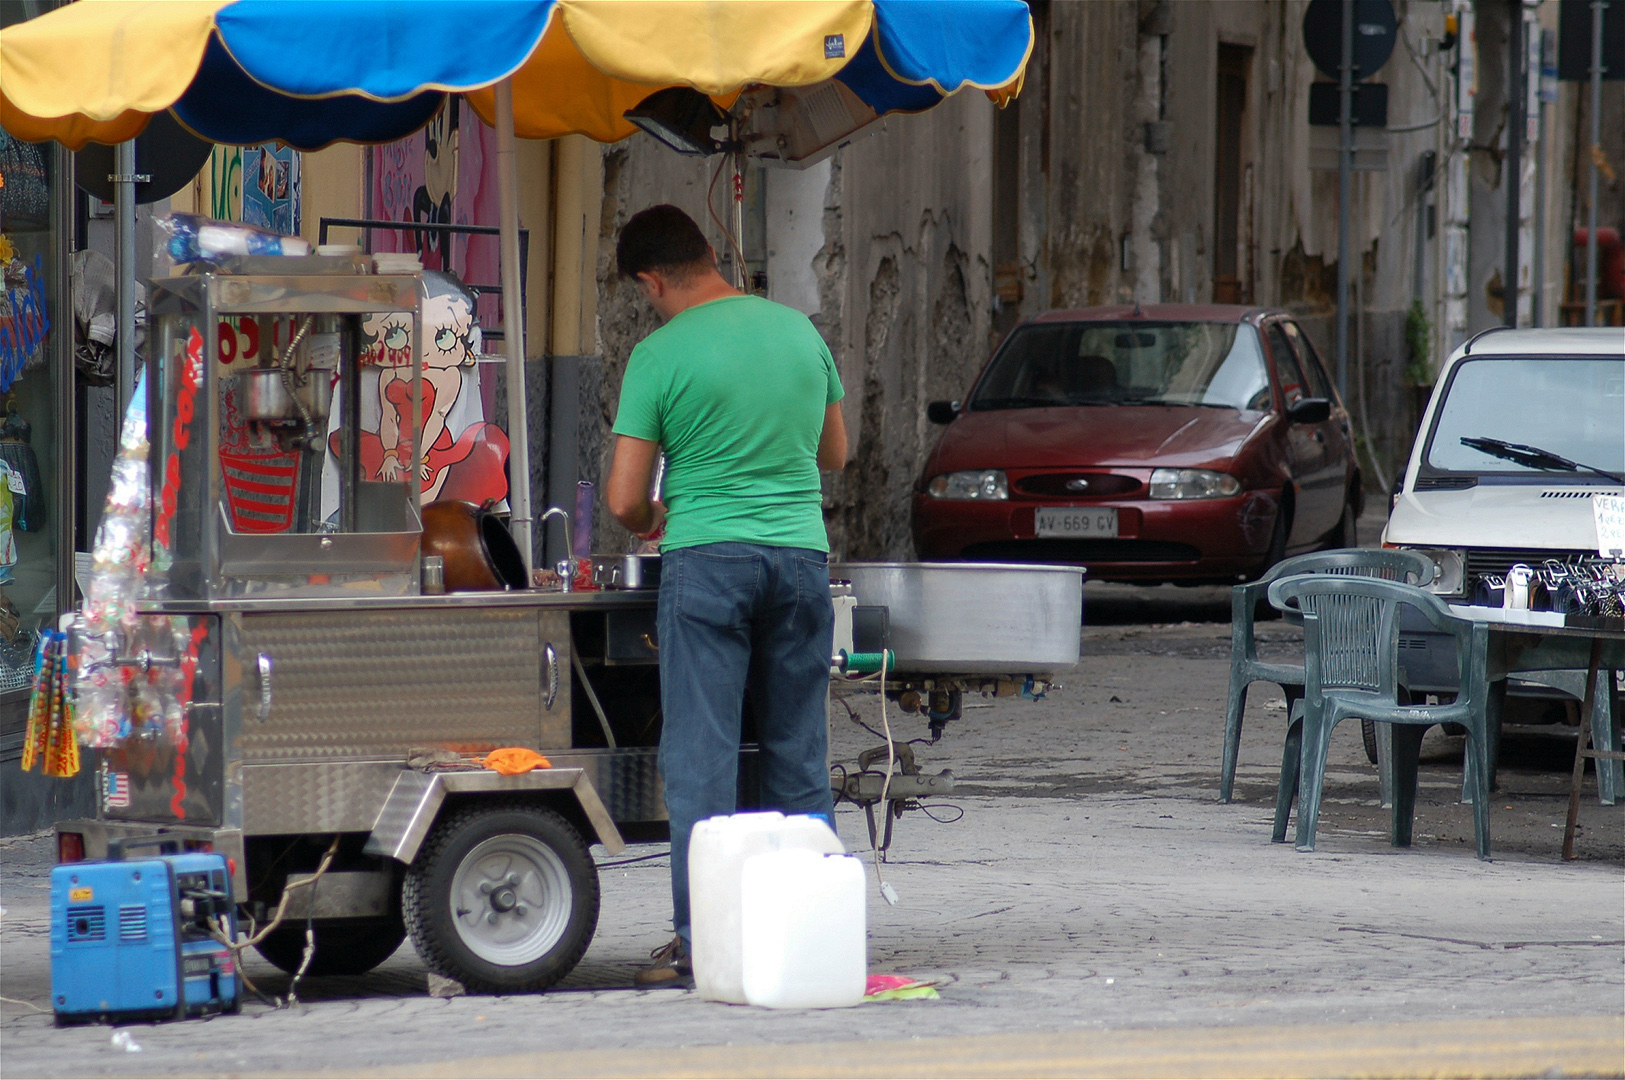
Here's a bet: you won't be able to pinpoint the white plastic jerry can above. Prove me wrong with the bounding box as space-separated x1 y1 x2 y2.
740 849 867 1009
689 811 844 1004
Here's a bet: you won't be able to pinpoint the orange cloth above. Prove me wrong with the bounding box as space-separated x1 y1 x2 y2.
480 747 552 775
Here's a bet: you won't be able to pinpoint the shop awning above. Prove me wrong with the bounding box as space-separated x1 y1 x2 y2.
0 0 1032 150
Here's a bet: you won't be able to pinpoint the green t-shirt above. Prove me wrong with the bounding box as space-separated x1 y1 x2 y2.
612 295 844 552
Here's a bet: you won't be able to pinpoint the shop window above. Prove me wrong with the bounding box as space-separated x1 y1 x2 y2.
0 131 63 697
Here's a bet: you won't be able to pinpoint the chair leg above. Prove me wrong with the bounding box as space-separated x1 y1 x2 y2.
1376 721 1395 809
1293 713 1333 852
1389 724 1427 848
1221 678 1249 803
1464 727 1494 861
1273 709 1303 843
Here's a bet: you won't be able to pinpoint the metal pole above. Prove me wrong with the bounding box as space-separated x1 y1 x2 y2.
732 147 747 290
1503 1 1523 327
1336 0 1353 397
495 79 534 575
114 140 137 410
1585 0 1606 326
1533 99 1546 325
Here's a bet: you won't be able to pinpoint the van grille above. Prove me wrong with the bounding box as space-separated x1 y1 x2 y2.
1539 488 1613 499
1465 548 1594 579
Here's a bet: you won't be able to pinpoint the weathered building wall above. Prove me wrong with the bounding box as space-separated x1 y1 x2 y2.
593 95 997 560
584 0 1599 560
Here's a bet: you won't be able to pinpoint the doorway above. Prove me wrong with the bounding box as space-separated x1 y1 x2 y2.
1213 43 1252 304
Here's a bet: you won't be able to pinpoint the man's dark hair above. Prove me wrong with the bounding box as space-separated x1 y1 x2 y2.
616 204 711 282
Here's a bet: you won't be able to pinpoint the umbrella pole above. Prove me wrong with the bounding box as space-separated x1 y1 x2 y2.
495 78 534 576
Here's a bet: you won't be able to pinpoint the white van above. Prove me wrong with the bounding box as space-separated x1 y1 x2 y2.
1382 326 1623 798
1384 327 1624 594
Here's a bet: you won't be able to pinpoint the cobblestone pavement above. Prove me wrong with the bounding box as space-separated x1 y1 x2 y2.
3 537 1621 1077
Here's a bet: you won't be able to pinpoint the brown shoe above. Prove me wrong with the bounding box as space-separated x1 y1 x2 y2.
634 936 692 988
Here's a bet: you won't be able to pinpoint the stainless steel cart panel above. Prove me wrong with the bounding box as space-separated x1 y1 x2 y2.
236 606 570 763
240 761 402 834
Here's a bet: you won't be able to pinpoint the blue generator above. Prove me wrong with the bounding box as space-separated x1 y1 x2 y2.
50 839 239 1024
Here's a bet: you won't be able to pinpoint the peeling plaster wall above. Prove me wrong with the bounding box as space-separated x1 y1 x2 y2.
585 0 1588 558
823 95 995 559
593 97 995 560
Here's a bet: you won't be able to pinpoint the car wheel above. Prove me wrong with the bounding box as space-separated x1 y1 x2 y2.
403 803 599 994
1361 718 1380 765
253 917 406 977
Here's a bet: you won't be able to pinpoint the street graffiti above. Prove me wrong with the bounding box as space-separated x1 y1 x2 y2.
242 143 301 235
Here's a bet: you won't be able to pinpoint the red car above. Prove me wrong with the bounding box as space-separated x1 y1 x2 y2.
913 305 1363 584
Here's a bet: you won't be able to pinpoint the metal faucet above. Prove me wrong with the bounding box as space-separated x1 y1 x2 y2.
540 506 573 592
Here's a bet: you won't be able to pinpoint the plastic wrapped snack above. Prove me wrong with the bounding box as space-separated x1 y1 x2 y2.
154 211 310 270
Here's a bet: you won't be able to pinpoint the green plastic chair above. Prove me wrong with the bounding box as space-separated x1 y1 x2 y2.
1221 548 1435 803
1267 573 1495 861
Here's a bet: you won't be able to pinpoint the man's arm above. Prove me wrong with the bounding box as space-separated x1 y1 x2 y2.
818 401 848 471
606 434 666 537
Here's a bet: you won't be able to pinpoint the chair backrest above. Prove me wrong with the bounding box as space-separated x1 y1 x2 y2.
1231 548 1437 664
1267 547 1437 588
1266 574 1474 702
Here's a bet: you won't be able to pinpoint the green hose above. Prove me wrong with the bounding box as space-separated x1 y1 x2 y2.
839 650 895 674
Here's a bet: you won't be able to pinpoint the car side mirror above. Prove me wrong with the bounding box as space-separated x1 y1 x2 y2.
926 400 960 425
1286 397 1331 425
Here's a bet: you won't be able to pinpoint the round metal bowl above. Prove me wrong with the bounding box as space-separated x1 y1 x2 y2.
830 562 1084 674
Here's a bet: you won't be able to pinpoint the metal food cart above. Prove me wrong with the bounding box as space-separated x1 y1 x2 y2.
55 256 1082 993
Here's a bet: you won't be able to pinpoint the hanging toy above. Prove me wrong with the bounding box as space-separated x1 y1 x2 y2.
0 399 46 532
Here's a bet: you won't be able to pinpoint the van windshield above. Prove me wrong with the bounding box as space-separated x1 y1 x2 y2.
969 322 1271 412
1424 357 1625 477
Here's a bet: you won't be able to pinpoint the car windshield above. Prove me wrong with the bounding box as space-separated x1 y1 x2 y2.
1424 357 1625 477
968 321 1271 412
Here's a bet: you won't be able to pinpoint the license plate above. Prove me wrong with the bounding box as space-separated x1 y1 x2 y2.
1035 507 1118 537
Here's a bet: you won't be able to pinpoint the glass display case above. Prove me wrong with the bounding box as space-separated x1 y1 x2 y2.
144 261 422 600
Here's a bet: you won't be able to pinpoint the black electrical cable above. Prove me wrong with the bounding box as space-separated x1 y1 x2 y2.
596 849 670 869
917 802 965 825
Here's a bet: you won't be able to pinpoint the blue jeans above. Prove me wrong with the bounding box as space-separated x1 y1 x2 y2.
657 542 835 948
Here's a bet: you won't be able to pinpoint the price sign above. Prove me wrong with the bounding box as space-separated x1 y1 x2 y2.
1593 492 1625 557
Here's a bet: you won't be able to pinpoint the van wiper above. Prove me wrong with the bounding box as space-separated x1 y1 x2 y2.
1460 436 1625 485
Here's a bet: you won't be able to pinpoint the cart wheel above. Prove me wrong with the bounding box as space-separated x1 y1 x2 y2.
253 916 406 977
403 803 598 994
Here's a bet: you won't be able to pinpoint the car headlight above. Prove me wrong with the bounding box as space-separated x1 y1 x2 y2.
1399 547 1466 596
1148 468 1241 499
926 469 1009 500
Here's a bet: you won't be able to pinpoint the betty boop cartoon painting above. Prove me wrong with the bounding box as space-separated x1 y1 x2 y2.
323 272 509 512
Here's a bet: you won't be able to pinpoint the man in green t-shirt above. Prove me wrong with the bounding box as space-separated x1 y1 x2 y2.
606 205 847 987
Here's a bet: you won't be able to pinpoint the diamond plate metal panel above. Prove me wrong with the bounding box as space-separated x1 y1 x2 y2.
240 762 402 834
549 749 665 823
237 607 569 763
